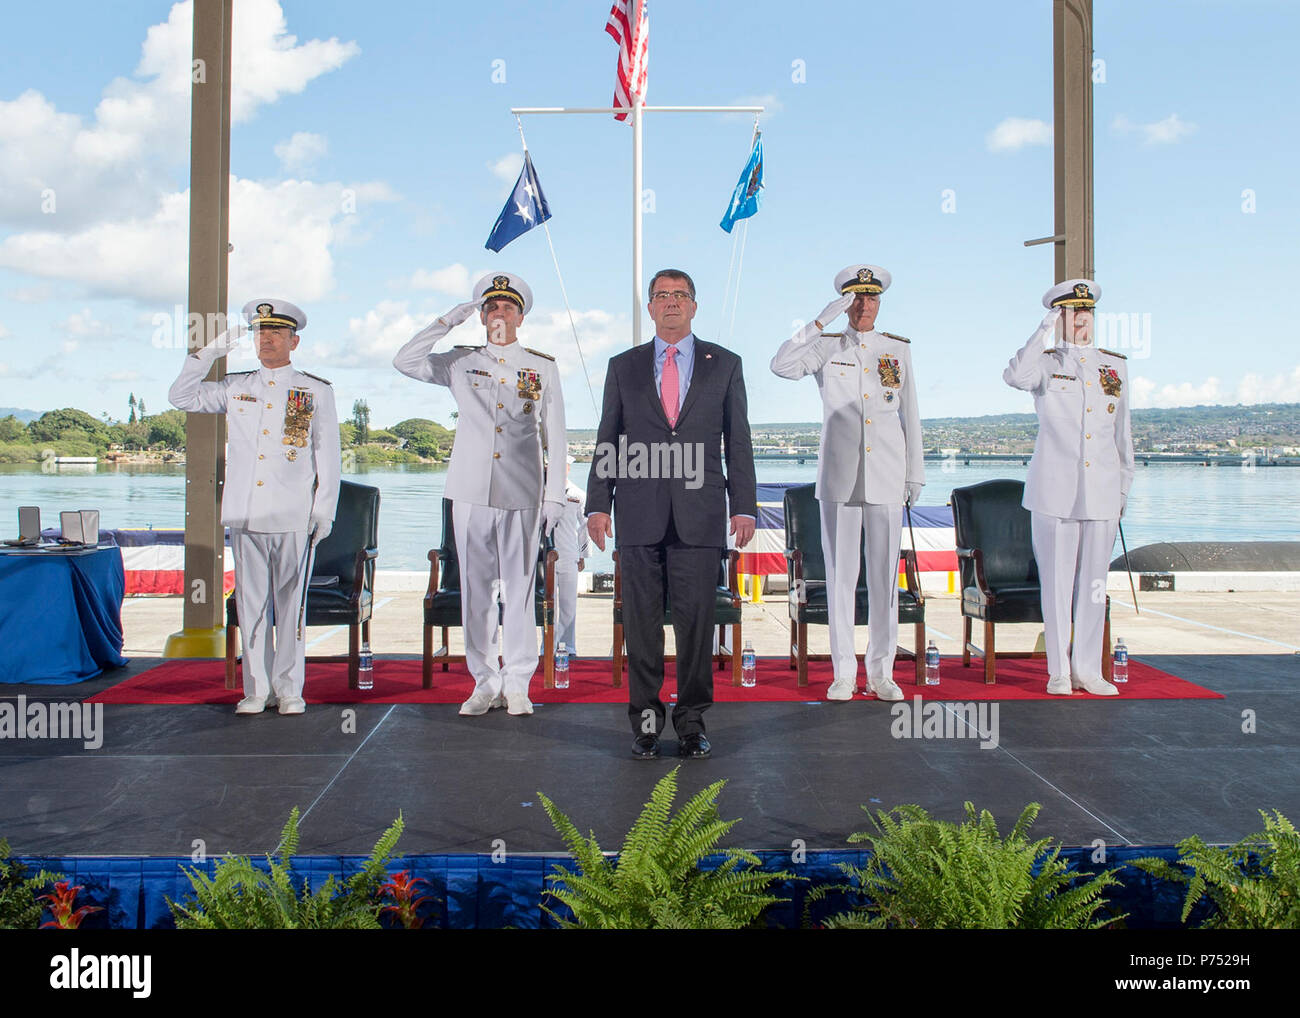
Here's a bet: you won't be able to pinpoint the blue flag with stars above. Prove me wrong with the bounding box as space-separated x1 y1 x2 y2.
485 151 552 252
719 133 763 234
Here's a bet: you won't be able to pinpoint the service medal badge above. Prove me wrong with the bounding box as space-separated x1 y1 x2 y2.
286 448 298 461
283 388 315 448
1108 402 1116 414
517 369 541 401
1098 367 1122 397
523 400 535 414
877 356 901 388
884 390 895 404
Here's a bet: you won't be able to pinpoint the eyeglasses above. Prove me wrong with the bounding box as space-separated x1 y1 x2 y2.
651 290 694 303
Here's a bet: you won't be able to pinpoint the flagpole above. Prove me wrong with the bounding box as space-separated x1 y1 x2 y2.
632 94 643 345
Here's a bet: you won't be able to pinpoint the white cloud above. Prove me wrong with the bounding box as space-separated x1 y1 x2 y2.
1131 375 1223 409
0 322 8 340
274 131 328 172
343 300 443 364
520 309 627 379
1112 113 1197 145
488 151 523 190
61 309 111 339
1235 365 1300 404
0 0 359 231
108 370 141 382
0 177 396 304
986 117 1051 152
409 263 474 295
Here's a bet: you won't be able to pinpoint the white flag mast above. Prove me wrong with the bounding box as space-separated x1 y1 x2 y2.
510 102 764 346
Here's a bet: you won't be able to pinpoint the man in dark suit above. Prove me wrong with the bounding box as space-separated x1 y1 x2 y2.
586 269 757 759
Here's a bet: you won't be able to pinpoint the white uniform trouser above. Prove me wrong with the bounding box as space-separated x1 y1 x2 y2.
554 568 578 655
231 528 309 702
453 500 541 699
821 500 902 685
1031 513 1119 681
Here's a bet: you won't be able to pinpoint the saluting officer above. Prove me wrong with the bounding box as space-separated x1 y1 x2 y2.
393 272 566 716
771 265 925 702
1004 279 1134 696
168 299 341 716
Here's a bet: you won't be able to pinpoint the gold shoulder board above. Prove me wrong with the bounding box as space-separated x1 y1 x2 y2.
819 332 844 339
1098 348 1127 360
226 370 255 377
881 331 911 344
301 370 332 385
523 346 555 361
453 344 481 350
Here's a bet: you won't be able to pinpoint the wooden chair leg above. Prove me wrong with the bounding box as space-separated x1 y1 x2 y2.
225 619 239 691
984 620 996 684
1102 599 1113 681
796 621 809 687
731 622 742 687
788 619 797 670
422 623 433 689
714 623 723 672
348 623 360 690
914 622 925 686
962 616 972 667
543 621 555 690
612 622 623 688
441 626 450 671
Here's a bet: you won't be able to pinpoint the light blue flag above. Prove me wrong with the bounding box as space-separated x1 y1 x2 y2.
719 134 763 234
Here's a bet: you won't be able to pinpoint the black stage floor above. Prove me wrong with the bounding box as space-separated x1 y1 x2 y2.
1 654 1297 857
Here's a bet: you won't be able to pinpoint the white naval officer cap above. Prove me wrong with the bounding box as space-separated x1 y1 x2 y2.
472 271 533 315
1043 278 1101 309
834 264 891 296
242 298 307 331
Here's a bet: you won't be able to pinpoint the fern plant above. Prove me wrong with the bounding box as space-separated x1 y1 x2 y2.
538 767 793 929
1130 809 1300 929
810 802 1123 929
0 838 63 930
168 808 405 929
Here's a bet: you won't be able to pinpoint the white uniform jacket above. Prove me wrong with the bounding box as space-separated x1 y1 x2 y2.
393 319 566 510
168 346 341 533
555 479 591 568
771 323 924 504
1004 324 1135 520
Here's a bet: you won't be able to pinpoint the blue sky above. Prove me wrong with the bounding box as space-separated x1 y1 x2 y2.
0 0 1296 430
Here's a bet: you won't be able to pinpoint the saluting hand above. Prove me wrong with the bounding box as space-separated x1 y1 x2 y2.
815 294 854 330
587 512 613 552
441 300 480 328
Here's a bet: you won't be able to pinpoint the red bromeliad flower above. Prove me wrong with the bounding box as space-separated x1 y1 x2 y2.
378 870 433 930
38 881 104 930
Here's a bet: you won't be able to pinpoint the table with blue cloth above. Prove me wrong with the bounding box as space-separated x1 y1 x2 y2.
0 545 129 684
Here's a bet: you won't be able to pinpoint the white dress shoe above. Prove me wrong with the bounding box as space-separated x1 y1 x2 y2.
868 677 905 702
235 696 267 715
506 693 534 716
1072 674 1119 696
1046 675 1073 696
826 678 856 701
277 696 306 715
459 690 497 716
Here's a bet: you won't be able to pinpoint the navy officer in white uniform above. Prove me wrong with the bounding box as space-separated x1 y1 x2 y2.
1003 279 1134 695
168 299 341 715
553 455 589 656
393 272 566 716
771 265 925 702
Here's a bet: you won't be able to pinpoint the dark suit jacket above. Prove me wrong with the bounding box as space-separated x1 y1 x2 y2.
585 337 757 547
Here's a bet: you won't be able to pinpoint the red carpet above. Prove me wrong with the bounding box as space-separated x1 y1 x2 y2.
89 656 1222 705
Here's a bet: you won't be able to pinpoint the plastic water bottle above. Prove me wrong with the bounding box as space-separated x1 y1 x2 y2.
925 640 940 686
358 640 374 690
741 640 757 688
1112 637 1128 684
554 642 570 689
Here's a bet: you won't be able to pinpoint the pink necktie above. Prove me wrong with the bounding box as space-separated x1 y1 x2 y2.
661 345 679 426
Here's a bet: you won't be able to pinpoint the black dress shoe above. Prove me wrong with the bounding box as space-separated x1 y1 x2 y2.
677 733 712 759
631 734 660 759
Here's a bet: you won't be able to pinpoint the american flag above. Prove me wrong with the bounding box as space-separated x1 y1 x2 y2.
605 0 648 122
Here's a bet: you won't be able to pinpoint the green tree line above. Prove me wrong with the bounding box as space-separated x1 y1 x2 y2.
0 402 457 465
